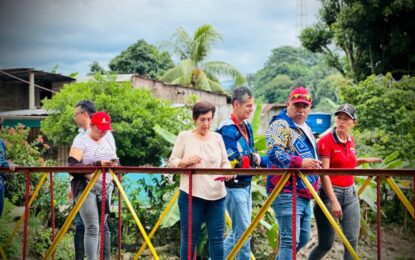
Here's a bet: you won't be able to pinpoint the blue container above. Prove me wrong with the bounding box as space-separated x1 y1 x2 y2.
306 112 332 135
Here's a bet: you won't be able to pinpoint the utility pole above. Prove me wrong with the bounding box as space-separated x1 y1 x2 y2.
296 0 308 36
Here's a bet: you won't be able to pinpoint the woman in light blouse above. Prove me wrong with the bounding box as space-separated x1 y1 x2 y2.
169 100 232 260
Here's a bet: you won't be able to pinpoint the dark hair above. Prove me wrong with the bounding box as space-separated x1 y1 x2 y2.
192 101 216 120
76 100 96 116
232 86 252 106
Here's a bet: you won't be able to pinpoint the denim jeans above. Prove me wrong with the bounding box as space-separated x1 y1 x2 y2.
271 193 311 260
0 177 4 217
308 186 360 260
178 190 226 260
74 213 111 260
76 182 113 260
224 186 252 260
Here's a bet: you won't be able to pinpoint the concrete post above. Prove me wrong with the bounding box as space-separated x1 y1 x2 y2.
29 72 35 109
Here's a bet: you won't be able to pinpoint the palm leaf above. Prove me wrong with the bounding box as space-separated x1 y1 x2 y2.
166 26 192 60
191 24 222 64
194 70 212 92
160 59 195 85
159 66 184 83
204 61 247 86
207 78 226 93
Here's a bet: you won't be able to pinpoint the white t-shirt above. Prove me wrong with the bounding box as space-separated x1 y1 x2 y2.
295 122 318 158
72 131 117 183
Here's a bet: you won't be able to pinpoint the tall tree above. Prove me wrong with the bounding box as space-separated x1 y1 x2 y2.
160 24 246 93
89 61 106 75
300 0 415 82
109 39 174 78
253 46 337 104
340 73 415 165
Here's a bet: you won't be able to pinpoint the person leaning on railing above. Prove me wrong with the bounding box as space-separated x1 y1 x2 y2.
308 104 382 260
216 86 269 259
265 86 322 260
168 100 233 260
71 100 114 260
68 111 118 260
0 138 17 217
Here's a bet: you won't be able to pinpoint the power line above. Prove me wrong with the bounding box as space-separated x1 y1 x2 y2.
0 70 57 93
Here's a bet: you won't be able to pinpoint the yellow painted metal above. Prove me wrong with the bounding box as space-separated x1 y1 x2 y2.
0 245 6 260
357 176 373 197
43 170 101 259
298 172 360 260
3 173 48 249
109 170 159 260
134 189 180 259
225 210 256 260
386 177 414 218
225 210 232 226
227 172 290 260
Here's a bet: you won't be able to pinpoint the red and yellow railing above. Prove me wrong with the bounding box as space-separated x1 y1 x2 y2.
0 167 413 260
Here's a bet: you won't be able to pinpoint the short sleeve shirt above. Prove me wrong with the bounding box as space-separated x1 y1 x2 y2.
72 132 117 183
317 128 357 187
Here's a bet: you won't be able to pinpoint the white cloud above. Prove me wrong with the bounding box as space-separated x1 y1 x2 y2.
0 0 320 76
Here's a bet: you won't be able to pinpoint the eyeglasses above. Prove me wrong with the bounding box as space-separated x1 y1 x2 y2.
290 93 311 101
73 111 85 117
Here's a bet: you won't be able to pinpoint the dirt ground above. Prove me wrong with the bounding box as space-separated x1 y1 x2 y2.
128 222 415 259
299 222 415 260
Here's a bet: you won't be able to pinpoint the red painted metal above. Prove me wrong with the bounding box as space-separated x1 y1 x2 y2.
292 173 297 260
0 166 414 259
118 172 122 260
100 169 107 260
50 172 55 260
188 170 193 260
23 170 30 260
1 166 415 177
377 176 382 260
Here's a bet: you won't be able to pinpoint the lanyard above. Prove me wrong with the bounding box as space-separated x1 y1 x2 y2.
230 114 249 144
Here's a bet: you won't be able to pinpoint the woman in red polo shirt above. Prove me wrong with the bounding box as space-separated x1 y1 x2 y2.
309 104 382 260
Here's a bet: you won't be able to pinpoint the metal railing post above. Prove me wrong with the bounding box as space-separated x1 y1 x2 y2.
377 176 382 260
49 172 55 260
227 172 290 259
22 170 30 260
298 172 360 259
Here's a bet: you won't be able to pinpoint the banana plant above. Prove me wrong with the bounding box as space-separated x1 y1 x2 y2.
355 151 407 241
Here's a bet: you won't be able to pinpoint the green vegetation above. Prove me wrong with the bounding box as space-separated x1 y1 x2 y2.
300 0 415 82
109 39 174 78
341 74 415 166
252 46 340 106
41 74 190 166
0 126 73 259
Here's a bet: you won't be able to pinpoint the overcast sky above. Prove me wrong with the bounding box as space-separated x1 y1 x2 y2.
0 0 320 77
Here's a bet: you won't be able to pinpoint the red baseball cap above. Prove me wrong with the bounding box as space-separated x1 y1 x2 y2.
288 86 312 106
91 111 112 131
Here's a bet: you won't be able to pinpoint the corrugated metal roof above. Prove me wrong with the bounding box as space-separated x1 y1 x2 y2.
0 68 74 83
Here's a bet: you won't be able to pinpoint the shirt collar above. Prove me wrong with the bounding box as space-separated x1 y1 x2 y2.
332 127 352 143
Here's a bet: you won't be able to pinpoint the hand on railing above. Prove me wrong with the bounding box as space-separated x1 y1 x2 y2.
100 160 118 166
8 161 18 171
301 158 322 169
